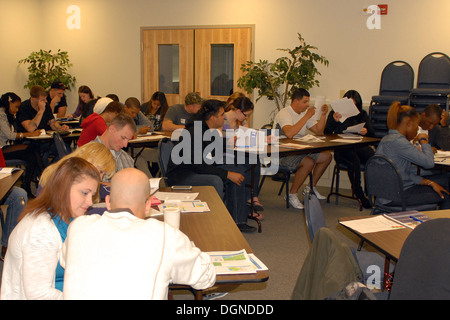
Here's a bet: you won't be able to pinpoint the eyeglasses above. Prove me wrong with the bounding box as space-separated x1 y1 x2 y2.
239 109 250 119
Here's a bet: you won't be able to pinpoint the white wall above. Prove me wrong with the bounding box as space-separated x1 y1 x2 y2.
1 0 449 188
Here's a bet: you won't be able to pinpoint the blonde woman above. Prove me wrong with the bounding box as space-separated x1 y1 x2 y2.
39 142 115 202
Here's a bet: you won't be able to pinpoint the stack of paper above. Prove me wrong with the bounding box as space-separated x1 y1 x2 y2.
207 249 267 275
0 167 19 180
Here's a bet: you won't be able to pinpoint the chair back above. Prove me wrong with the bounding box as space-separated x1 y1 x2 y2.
417 52 450 89
158 137 174 185
53 132 70 159
365 155 405 210
304 187 327 243
379 60 414 96
390 218 450 300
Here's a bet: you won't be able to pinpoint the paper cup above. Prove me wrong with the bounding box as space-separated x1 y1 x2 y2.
163 204 180 229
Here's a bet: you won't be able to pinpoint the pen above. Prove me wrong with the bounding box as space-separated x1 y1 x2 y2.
410 216 423 223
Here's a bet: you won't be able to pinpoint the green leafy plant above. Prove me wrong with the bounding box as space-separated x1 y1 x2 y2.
238 33 329 119
18 49 76 90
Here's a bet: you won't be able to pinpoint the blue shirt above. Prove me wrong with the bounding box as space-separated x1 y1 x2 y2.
375 129 435 189
51 215 72 291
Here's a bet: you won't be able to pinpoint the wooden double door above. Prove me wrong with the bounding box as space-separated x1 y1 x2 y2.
141 26 253 106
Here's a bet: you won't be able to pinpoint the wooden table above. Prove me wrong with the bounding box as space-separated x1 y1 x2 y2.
339 210 450 262
0 170 23 203
155 186 269 299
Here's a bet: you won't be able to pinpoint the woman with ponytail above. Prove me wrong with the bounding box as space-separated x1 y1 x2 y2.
375 101 450 209
0 92 43 197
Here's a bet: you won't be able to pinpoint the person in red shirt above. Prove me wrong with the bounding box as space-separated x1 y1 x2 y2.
77 99 123 147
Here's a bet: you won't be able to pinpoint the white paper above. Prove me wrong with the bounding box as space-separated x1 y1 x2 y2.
339 215 405 234
293 134 325 143
153 191 198 201
235 127 266 152
310 96 326 121
330 98 359 122
343 122 365 134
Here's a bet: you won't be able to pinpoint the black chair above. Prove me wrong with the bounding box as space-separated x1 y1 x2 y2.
53 132 70 159
371 60 414 105
327 161 366 211
370 61 414 138
409 52 450 112
158 137 174 186
365 155 437 215
389 218 450 300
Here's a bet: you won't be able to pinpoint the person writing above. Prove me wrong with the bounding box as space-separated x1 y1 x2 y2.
1 157 100 299
375 102 450 209
60 167 216 299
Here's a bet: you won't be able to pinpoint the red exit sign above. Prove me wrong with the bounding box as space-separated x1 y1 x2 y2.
378 4 388 15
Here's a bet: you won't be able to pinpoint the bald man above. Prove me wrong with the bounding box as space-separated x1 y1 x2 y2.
60 168 216 300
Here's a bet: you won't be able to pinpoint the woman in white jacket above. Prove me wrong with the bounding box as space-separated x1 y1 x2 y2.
1 157 100 300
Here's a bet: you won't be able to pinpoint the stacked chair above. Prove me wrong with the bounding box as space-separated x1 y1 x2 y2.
369 60 414 138
408 52 450 113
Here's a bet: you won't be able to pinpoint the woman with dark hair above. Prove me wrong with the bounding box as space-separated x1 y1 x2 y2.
324 90 375 208
141 91 169 131
376 102 450 209
0 92 43 197
67 85 95 118
1 157 100 300
223 96 254 130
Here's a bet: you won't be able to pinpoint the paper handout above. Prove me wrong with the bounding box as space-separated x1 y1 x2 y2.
310 96 326 122
343 122 365 134
330 98 359 122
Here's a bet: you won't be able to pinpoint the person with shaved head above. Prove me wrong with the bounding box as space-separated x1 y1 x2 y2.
59 168 216 300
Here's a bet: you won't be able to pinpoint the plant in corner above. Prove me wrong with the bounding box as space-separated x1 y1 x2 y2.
18 49 76 91
237 33 329 120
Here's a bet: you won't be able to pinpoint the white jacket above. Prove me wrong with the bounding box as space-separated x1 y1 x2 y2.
60 210 216 299
1 212 63 300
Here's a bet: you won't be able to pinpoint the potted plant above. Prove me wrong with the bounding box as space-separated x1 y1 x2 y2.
237 33 329 120
18 49 76 90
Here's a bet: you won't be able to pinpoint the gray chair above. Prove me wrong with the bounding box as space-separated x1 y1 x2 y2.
304 186 393 292
365 155 437 215
409 52 450 111
370 61 414 138
53 132 70 159
158 137 174 186
390 218 450 300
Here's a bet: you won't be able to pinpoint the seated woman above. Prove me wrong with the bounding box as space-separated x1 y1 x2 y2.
375 102 450 209
140 91 169 131
77 99 123 147
0 93 44 197
223 95 264 218
1 157 100 300
324 90 375 208
39 142 116 204
67 85 95 118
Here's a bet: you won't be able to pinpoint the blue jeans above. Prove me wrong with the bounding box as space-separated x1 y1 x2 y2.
2 187 27 247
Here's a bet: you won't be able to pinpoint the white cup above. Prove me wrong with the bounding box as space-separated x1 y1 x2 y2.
163 203 180 229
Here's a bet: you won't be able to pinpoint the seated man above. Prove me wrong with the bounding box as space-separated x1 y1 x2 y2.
47 81 68 118
92 113 136 181
162 92 203 131
272 88 332 209
167 99 255 232
77 98 122 147
430 109 450 151
60 167 216 300
16 85 70 133
16 85 70 166
123 97 158 177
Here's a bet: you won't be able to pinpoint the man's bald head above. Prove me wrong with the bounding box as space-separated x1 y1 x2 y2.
108 168 150 218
